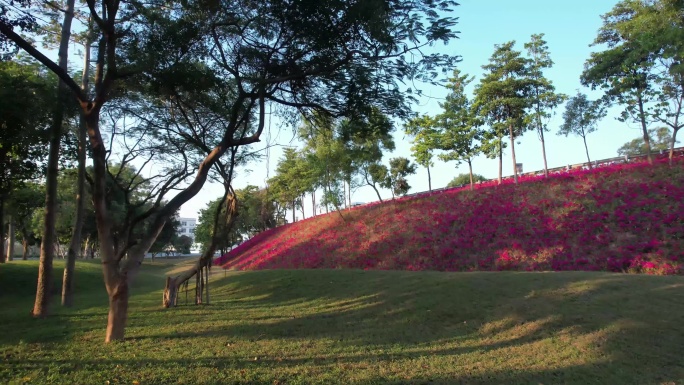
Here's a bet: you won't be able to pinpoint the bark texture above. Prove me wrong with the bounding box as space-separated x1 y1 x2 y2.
62 31 91 307
509 124 519 184
0 199 5 263
6 215 14 261
32 0 76 318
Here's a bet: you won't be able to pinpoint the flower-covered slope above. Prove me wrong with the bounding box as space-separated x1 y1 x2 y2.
217 160 684 274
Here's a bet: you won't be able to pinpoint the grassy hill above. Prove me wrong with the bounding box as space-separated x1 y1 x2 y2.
219 159 684 275
1 260 684 384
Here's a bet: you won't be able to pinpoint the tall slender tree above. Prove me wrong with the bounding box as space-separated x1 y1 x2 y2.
581 0 657 164
525 34 567 177
62 20 93 307
404 115 437 192
438 69 483 190
559 91 607 164
473 41 533 184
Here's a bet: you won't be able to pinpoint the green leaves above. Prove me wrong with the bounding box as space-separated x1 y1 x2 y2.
559 92 606 138
0 61 54 196
473 41 534 137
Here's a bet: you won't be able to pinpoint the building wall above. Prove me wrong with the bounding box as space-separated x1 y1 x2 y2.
177 217 197 242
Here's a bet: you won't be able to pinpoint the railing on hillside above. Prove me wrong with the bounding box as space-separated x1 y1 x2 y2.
400 146 684 200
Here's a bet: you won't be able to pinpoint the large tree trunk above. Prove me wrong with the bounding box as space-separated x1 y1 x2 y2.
204 265 209 304
300 193 305 219
582 131 592 165
0 198 5 263
539 125 549 178
498 136 503 184
637 93 653 164
22 238 28 260
343 182 347 208
669 127 680 165
32 107 61 317
509 124 518 184
195 267 203 304
62 31 90 307
468 160 474 191
427 165 432 192
32 0 76 318
105 276 129 342
6 215 14 261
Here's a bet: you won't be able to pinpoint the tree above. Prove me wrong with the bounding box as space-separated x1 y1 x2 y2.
0 61 52 263
597 0 684 163
447 173 487 188
173 235 192 255
298 114 349 214
384 157 417 197
404 115 437 192
363 163 389 203
559 92 607 164
269 148 307 223
62 19 94 307
0 0 36 57
617 126 678 157
473 41 533 184
149 216 180 259
2 0 460 341
342 108 395 201
581 0 658 164
438 69 482 190
6 183 44 260
30 0 78 317
525 34 567 177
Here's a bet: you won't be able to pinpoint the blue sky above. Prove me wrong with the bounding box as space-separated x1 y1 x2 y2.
180 0 643 219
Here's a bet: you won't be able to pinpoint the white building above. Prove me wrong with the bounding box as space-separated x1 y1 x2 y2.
177 217 197 242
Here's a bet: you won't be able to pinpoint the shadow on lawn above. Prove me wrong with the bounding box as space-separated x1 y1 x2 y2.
2 268 683 384
132 270 684 383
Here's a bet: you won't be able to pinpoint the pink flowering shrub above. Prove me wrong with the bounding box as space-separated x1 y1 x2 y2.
217 158 684 275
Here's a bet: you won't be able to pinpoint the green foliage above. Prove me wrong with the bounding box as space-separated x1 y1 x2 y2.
589 0 684 151
447 173 487 188
473 41 534 150
173 235 192 254
0 61 53 197
437 69 482 167
6 182 43 249
195 186 282 253
559 92 607 163
524 33 567 167
581 1 658 134
559 92 607 139
149 216 180 256
617 127 679 156
404 114 437 170
384 157 417 197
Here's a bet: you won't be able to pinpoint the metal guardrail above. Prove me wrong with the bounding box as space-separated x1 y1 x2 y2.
400 146 684 200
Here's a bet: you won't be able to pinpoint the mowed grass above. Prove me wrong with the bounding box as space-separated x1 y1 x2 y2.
1 261 684 384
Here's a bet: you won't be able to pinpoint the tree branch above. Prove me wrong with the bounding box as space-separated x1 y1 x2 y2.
0 24 87 102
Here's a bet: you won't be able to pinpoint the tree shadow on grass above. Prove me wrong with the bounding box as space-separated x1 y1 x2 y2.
2 268 684 384
130 270 684 384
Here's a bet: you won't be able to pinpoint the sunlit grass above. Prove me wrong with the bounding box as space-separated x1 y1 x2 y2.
1 261 684 384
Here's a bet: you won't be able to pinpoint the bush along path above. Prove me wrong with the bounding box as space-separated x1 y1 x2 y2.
218 159 684 274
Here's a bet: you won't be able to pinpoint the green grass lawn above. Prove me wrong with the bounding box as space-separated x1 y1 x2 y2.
1 261 684 384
